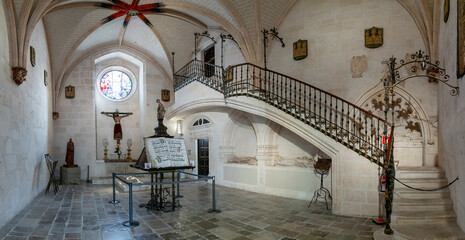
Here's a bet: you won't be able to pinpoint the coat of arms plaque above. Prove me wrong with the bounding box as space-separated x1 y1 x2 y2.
293 39 307 60
161 89 170 102
365 27 383 49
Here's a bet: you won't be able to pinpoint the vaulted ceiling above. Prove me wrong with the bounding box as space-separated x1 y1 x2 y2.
4 0 438 109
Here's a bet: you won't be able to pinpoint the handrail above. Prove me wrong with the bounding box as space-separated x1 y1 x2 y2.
174 60 395 168
226 62 390 124
174 59 224 92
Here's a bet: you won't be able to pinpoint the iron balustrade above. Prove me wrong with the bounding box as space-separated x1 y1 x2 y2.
174 61 395 168
174 59 224 92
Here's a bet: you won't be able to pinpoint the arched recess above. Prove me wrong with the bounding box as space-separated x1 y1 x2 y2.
166 98 348 213
355 86 436 166
221 111 258 164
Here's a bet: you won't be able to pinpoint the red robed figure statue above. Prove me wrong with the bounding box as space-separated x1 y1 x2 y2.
101 109 133 140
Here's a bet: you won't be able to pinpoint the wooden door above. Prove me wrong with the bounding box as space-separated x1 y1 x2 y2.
197 139 209 176
203 46 215 77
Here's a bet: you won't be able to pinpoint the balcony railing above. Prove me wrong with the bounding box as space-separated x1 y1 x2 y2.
174 61 394 167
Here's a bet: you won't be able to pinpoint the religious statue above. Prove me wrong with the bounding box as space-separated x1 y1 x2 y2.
64 138 78 168
152 99 171 137
156 99 166 120
101 109 133 140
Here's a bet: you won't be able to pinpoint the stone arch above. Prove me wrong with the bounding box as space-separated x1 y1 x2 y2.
167 97 351 214
355 86 435 166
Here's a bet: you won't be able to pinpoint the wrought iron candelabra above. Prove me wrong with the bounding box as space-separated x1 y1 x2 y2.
385 50 459 96
262 27 285 69
381 49 458 235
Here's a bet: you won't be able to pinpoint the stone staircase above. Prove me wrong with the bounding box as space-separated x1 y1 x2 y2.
388 166 465 239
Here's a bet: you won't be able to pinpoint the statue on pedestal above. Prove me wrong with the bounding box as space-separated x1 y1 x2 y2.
153 99 171 137
64 138 78 168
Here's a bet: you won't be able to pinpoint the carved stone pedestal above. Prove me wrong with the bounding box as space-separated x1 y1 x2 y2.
61 166 81 185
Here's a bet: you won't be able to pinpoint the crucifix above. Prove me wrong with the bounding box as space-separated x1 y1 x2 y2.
101 109 133 139
101 109 133 159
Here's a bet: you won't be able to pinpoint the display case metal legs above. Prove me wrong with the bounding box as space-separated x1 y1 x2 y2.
110 170 220 227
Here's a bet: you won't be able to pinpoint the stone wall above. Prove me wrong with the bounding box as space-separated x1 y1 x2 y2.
0 15 53 228
267 0 438 167
438 0 465 231
53 51 171 180
169 82 381 217
177 106 326 202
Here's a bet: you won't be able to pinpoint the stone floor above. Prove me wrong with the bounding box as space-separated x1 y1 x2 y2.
0 181 383 240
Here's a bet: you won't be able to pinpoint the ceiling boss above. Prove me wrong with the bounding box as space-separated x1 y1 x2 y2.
96 0 164 28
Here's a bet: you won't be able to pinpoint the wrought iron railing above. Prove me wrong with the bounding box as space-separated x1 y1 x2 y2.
174 60 224 92
174 61 394 167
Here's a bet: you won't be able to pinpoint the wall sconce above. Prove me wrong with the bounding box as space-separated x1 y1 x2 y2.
177 120 183 136
65 85 75 99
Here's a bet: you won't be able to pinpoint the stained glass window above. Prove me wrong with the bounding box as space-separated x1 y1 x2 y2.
99 70 133 101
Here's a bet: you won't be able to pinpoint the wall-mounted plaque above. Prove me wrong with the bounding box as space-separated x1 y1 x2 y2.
161 89 170 101
44 70 48 86
444 0 449 23
458 0 465 78
365 27 383 48
293 39 307 60
65 85 75 99
30 46 36 67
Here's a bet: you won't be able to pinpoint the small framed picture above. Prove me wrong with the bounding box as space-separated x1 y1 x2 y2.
144 162 151 169
44 70 48 86
189 160 195 167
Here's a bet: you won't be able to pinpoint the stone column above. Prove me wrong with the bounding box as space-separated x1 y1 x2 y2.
256 145 278 187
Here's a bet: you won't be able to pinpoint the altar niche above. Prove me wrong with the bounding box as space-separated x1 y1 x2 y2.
101 110 134 161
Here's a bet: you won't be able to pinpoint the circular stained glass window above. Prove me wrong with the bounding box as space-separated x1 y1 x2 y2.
99 70 134 101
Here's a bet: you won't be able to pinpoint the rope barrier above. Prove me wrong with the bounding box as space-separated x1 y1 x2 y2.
394 177 459 191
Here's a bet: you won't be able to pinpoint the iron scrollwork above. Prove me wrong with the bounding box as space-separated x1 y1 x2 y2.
386 50 459 96
194 31 217 60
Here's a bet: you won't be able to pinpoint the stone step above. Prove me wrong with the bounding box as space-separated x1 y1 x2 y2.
396 166 444 179
394 188 450 199
393 198 453 211
394 178 448 189
392 209 457 224
92 177 113 184
374 222 465 240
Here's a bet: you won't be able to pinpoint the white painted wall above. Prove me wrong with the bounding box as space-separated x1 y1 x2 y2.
0 16 53 228
438 0 465 231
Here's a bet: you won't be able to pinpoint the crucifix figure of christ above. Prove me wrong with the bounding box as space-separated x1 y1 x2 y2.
101 109 133 141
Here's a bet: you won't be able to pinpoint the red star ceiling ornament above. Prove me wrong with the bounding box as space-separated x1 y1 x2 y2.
97 0 164 28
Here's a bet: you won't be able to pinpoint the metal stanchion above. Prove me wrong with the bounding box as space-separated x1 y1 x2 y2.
208 176 221 213
109 173 120 204
123 183 139 227
176 170 183 198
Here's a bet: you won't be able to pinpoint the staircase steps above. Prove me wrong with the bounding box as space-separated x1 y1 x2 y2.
392 209 456 224
395 188 451 199
393 198 453 211
392 167 455 224
396 166 445 179
386 166 465 239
